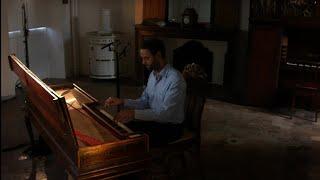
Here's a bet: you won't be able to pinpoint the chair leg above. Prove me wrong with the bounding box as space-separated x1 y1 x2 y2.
195 149 205 180
164 152 186 180
185 146 205 180
311 93 319 122
181 151 188 170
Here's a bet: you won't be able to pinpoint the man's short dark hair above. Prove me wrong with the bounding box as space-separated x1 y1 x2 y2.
141 38 166 58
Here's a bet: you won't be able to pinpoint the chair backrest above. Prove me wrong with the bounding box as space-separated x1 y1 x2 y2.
182 63 208 143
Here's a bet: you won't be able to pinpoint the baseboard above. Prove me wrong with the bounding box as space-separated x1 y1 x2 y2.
1 95 16 102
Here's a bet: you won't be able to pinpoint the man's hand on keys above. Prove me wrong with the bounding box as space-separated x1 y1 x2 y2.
104 97 124 108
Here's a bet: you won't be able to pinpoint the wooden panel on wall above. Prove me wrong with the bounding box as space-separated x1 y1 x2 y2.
135 0 144 24
246 25 281 106
214 0 241 29
135 0 166 24
143 0 166 20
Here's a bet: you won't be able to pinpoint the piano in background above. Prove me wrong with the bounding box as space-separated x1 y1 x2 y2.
8 55 150 179
278 28 320 89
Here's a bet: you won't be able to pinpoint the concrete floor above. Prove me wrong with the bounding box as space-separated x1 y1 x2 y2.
2 77 320 180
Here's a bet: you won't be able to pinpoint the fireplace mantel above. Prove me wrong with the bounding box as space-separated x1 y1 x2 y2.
135 24 236 41
134 24 237 84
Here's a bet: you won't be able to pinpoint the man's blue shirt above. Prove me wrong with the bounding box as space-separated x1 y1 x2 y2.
124 64 186 124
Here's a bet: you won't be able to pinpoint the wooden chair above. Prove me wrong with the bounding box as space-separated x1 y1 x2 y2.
150 63 207 179
289 61 320 122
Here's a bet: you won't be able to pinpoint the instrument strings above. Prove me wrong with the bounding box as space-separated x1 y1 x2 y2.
66 101 93 121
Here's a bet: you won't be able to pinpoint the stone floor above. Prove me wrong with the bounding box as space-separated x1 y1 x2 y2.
1 77 320 180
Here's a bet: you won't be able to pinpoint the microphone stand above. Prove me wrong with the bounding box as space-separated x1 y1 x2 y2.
21 2 35 157
22 3 30 68
20 2 51 162
14 3 29 89
101 41 130 112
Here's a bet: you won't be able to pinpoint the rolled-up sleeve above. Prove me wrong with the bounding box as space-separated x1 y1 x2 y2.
134 78 186 123
124 89 149 110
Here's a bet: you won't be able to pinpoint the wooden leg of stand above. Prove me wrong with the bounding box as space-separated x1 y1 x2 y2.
25 112 35 147
28 156 37 180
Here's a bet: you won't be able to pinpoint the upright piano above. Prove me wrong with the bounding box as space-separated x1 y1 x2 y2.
8 55 150 179
278 28 320 89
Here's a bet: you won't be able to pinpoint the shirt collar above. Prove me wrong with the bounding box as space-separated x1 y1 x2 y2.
153 64 170 80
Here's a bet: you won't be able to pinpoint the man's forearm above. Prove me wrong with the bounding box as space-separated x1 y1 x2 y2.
124 99 148 109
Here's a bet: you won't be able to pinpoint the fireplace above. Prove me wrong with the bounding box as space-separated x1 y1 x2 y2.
135 25 231 86
173 40 213 82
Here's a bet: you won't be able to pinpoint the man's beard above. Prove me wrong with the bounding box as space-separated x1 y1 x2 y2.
145 65 152 70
